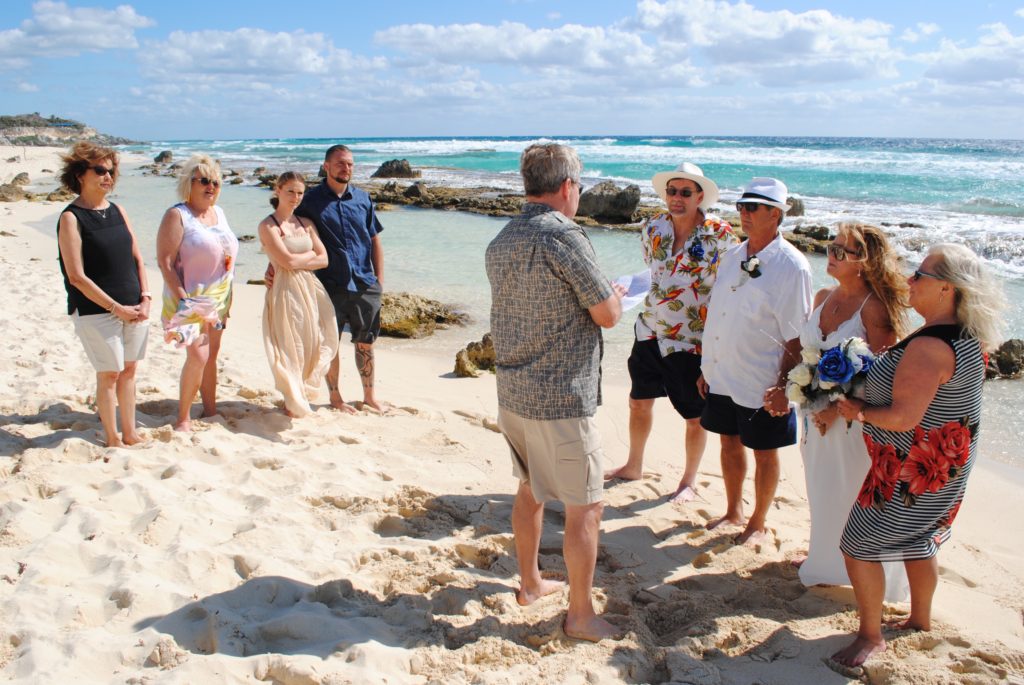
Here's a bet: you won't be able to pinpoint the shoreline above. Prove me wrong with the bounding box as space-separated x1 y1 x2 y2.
2 146 1023 683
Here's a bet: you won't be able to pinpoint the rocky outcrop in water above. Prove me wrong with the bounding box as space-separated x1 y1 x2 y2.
454 334 496 378
577 181 641 222
380 292 467 338
372 159 420 179
987 339 1024 379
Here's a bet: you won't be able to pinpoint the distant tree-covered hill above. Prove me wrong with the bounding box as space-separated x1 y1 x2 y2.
0 112 138 146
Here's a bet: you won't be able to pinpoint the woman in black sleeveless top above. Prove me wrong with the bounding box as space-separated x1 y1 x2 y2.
834 243 1007 668
57 142 151 448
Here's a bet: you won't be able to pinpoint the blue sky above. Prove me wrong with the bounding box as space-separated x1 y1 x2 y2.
2 0 1023 140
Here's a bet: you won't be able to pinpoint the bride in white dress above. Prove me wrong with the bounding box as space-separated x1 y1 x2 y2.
798 223 910 602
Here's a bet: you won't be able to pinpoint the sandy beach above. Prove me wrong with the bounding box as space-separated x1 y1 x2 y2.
1 146 1023 684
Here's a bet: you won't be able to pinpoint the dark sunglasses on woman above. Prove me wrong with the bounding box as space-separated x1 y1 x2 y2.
827 243 864 262
193 176 221 188
91 165 114 176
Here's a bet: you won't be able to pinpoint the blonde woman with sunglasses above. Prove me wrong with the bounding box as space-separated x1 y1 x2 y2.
156 154 239 432
796 222 909 599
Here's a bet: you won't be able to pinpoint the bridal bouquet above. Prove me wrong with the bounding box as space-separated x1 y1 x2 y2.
786 337 874 412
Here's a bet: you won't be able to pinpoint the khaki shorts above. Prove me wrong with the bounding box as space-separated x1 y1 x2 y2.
72 311 149 372
498 408 604 506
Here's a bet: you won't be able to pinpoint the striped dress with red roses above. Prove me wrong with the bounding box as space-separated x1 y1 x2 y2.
840 325 984 562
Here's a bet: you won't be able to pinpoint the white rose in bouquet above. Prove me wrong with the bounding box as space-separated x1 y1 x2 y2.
788 363 814 387
801 345 820 365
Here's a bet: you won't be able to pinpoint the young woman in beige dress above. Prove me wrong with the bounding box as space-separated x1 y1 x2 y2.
258 172 338 417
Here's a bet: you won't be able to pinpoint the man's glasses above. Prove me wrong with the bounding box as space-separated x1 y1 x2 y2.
735 202 763 213
910 269 943 282
91 165 114 176
193 177 221 188
827 243 864 262
665 187 696 198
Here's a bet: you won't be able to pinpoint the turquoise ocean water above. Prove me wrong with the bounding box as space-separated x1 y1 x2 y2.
98 136 1023 469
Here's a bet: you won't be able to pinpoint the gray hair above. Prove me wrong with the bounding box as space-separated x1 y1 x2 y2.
520 143 581 196
176 154 222 203
928 243 1008 353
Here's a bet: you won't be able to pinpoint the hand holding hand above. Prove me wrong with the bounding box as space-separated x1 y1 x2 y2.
762 385 790 417
696 374 709 399
812 404 839 435
836 397 866 422
264 262 275 288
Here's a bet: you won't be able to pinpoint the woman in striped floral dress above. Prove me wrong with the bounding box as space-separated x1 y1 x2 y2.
833 243 1007 667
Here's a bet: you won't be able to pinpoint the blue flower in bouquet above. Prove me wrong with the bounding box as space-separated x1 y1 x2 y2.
858 354 874 375
817 345 856 388
688 241 705 260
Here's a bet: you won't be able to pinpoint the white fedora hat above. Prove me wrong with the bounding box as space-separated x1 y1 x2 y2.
738 177 792 212
651 162 720 210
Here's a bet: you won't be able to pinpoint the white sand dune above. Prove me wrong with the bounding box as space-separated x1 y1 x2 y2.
1 147 1023 684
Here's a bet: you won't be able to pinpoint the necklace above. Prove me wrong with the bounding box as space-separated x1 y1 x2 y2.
93 206 108 219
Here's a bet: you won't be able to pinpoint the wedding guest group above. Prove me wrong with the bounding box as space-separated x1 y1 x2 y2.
605 162 737 503
48 140 1009 664
270 144 387 414
56 142 150 448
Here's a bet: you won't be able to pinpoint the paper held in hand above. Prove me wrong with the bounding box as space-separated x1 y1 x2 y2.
614 270 652 311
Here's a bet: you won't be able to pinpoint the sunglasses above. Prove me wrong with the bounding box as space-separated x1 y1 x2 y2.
91 165 114 176
193 176 221 188
910 269 943 282
665 187 696 198
735 202 763 213
827 243 864 262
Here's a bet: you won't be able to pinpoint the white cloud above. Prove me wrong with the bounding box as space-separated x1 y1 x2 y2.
375 21 659 72
632 0 901 85
901 21 940 43
923 23 1024 85
16 81 39 92
140 28 385 78
1016 8 1024 19
0 0 153 64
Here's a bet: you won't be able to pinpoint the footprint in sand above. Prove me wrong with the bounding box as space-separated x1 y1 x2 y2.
452 409 502 433
938 565 979 588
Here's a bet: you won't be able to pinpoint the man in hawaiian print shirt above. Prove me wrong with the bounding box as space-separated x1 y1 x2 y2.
605 162 737 503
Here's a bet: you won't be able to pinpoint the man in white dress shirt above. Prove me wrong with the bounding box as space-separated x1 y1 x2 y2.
697 178 812 545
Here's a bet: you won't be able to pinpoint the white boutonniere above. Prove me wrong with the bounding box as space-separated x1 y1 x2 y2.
733 255 763 290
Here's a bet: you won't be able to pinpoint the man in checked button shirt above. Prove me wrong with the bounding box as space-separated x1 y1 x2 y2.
486 143 626 642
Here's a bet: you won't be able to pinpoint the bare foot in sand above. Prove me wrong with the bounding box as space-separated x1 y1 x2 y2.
361 398 393 414
603 464 642 481
668 483 696 503
329 391 358 415
122 432 147 446
516 578 565 606
563 614 623 642
706 514 744 530
199 409 219 419
102 436 125 448
733 526 769 546
831 635 886 667
790 554 807 568
173 420 191 433
884 618 928 632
